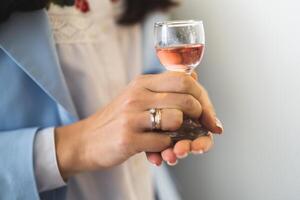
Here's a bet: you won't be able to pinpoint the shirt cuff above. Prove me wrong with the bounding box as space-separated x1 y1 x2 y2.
34 127 66 192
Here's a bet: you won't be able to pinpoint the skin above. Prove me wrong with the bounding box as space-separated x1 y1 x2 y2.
55 71 223 180
146 72 222 166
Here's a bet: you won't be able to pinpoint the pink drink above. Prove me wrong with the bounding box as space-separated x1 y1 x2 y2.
156 44 204 73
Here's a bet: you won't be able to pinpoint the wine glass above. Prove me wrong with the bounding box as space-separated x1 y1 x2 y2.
154 20 208 141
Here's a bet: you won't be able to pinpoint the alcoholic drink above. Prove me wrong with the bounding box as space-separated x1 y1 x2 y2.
156 44 204 73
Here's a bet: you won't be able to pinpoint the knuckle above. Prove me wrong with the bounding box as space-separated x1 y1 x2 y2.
194 102 202 118
123 95 140 108
119 114 132 130
153 93 168 105
117 132 133 152
170 114 183 131
182 95 195 108
182 95 202 118
130 75 144 87
178 75 193 91
155 92 167 101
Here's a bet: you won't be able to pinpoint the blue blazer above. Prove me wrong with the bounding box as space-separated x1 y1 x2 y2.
0 10 78 200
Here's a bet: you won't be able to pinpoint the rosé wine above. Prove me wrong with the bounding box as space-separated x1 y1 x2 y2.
156 44 204 73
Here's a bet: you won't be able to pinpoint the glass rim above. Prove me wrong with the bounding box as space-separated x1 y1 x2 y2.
154 20 203 28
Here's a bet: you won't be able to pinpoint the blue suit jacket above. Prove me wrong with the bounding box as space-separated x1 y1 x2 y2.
0 10 78 200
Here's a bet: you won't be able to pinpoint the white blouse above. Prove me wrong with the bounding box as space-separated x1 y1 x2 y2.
47 1 153 199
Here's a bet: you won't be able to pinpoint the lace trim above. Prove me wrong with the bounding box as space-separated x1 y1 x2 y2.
48 6 117 44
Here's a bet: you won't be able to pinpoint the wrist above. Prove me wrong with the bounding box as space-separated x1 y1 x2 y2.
54 119 88 180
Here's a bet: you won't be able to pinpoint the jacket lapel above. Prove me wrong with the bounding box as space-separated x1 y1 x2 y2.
0 10 77 118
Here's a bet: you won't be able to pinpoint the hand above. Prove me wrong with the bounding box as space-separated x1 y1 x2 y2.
146 72 224 166
55 72 209 180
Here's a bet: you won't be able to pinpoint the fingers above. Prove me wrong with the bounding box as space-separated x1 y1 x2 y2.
134 132 171 153
196 85 223 134
147 92 202 119
173 140 191 158
147 140 192 166
161 148 178 166
191 133 214 154
141 72 200 96
145 133 213 167
141 72 222 132
133 72 224 134
137 109 183 131
146 152 163 166
191 71 198 80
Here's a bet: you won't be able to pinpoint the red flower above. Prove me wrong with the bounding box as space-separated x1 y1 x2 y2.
75 0 90 13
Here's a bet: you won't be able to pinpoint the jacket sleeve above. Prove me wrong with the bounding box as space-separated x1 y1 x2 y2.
0 127 40 200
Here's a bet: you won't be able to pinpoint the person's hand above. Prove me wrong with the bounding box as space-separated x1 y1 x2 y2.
146 72 224 166
54 71 211 180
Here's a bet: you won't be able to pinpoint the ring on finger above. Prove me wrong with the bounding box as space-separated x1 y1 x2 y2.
154 108 162 130
149 108 162 131
149 108 156 130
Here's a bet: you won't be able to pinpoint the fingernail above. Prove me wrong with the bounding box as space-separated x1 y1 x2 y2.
192 150 204 155
151 162 161 167
215 117 224 133
177 153 188 159
167 160 178 166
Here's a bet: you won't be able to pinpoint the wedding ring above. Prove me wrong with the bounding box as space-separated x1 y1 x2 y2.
149 108 162 131
149 108 156 130
154 109 162 130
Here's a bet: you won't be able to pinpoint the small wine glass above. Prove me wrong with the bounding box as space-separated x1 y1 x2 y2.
154 20 208 141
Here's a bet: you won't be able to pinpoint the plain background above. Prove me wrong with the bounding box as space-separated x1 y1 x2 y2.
168 0 300 200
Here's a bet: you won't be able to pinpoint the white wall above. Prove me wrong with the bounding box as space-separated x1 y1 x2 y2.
170 1 300 200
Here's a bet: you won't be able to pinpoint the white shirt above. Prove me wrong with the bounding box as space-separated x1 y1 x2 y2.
34 1 154 200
